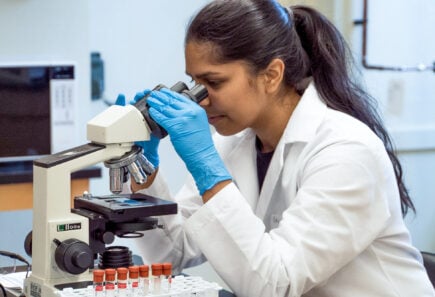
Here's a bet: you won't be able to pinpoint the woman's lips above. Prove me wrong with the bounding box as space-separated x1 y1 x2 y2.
208 115 225 125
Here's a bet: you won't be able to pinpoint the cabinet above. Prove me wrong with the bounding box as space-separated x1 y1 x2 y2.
0 163 101 211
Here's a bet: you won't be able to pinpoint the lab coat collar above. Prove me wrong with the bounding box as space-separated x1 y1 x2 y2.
283 82 327 144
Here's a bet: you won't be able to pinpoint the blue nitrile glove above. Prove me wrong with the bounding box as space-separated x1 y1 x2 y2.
115 93 160 168
146 88 232 195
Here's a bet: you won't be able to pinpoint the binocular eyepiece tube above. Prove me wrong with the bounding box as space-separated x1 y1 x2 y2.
134 81 208 139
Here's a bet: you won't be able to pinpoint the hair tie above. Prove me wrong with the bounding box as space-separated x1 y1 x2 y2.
272 0 291 25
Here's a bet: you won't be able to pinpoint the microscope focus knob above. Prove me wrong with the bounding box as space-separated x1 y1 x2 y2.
54 238 94 274
98 231 115 244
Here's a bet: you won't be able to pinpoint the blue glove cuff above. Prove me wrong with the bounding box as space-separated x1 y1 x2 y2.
187 151 232 195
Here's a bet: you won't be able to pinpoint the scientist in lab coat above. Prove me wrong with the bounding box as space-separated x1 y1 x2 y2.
118 1 435 296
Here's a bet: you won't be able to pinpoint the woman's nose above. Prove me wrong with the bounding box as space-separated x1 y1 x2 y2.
198 95 210 107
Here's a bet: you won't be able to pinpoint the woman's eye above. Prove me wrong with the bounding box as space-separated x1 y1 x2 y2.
207 80 221 88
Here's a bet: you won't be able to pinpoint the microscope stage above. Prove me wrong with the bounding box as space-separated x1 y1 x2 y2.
73 193 177 222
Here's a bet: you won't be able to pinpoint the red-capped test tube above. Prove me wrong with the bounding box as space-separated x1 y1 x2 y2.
139 264 150 295
129 266 140 297
104 268 116 297
93 269 105 297
117 267 129 297
151 263 163 294
162 262 172 293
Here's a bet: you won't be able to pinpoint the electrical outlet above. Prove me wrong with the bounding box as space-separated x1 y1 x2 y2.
386 79 405 116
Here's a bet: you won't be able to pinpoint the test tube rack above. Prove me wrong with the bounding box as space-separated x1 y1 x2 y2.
58 275 222 297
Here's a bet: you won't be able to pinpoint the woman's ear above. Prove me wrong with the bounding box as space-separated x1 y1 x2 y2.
262 58 285 94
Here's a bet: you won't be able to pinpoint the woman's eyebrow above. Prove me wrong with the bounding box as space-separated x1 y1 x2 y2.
185 71 221 79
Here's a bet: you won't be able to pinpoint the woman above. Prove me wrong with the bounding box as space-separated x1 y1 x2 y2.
121 1 435 296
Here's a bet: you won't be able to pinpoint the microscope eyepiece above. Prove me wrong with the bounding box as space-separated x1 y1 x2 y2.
133 81 208 139
182 84 208 104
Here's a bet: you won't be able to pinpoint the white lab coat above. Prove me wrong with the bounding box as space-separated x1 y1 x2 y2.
129 83 435 297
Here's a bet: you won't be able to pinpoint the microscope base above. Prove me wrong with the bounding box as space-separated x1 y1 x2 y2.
23 272 93 297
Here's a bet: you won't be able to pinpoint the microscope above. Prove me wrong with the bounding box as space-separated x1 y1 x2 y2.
22 82 207 297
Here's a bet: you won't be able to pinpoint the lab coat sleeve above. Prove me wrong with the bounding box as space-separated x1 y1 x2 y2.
123 172 207 274
184 140 393 297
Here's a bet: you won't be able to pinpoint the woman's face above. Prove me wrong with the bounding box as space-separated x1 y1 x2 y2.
185 41 270 136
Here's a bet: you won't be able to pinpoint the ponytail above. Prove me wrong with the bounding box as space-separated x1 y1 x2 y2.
292 6 414 216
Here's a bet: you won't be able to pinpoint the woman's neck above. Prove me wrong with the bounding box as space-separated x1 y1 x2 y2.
254 88 300 153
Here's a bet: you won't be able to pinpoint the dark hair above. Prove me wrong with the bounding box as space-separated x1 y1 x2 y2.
186 0 414 216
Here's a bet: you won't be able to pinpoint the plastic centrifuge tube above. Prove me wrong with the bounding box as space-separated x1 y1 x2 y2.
151 263 163 294
128 266 140 297
117 267 129 297
93 269 105 297
139 264 150 295
104 268 116 297
162 262 172 293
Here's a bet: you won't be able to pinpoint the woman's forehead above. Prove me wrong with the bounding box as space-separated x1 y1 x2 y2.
185 42 221 73
185 41 253 79
185 41 219 63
